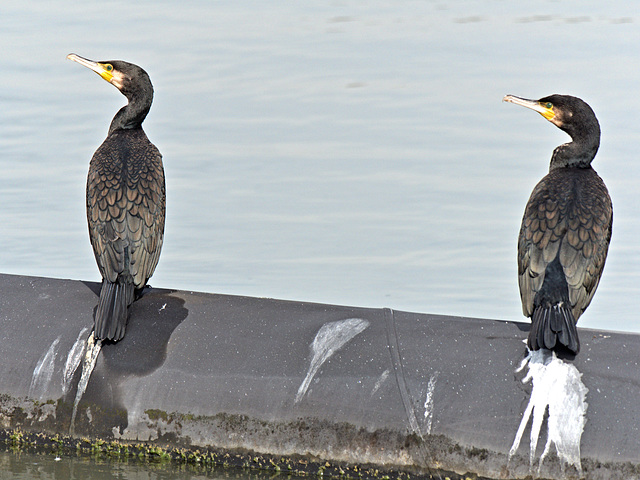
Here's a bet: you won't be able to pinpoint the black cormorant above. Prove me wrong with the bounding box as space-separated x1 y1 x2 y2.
68 53 166 342
503 94 612 355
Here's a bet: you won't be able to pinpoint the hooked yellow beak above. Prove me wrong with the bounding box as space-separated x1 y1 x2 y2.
503 95 555 121
67 53 115 84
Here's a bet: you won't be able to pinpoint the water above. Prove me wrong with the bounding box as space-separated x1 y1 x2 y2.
0 450 303 480
0 1 639 476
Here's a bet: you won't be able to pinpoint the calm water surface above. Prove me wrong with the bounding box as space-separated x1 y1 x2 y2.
0 450 304 480
0 1 639 475
2 1 638 330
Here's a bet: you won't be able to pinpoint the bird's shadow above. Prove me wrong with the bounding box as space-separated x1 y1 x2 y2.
81 281 188 375
71 283 188 436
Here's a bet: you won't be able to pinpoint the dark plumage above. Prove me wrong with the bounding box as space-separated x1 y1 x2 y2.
503 94 612 355
68 54 165 342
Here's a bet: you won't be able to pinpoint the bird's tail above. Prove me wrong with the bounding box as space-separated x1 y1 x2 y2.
94 280 135 342
528 303 580 355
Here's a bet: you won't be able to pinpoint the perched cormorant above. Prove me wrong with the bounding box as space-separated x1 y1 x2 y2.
68 54 165 342
503 94 612 355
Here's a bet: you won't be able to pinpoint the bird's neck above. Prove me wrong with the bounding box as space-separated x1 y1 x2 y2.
108 90 152 135
549 136 599 170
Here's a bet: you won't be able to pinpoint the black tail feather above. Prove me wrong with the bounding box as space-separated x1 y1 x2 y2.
94 280 134 342
528 303 580 355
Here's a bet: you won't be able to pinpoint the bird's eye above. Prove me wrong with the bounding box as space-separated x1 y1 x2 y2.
105 64 113 72
545 102 552 109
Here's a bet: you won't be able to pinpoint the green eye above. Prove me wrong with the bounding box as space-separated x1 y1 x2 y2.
105 64 113 72
545 102 552 108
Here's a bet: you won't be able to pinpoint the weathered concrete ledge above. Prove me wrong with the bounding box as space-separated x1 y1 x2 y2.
1 272 640 480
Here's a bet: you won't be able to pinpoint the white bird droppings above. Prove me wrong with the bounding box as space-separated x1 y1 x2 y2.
62 327 89 395
509 349 588 476
295 318 369 403
371 369 390 396
423 372 439 434
29 337 61 400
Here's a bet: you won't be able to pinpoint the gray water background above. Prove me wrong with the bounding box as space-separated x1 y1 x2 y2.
3 1 638 332
2 1 639 332
0 450 294 479
1 1 640 479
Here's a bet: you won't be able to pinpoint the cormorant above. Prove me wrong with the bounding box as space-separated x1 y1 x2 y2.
503 94 612 355
68 53 166 342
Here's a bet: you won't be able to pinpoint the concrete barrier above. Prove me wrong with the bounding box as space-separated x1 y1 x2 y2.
1 272 639 479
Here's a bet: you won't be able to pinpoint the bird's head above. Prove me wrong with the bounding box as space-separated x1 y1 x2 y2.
503 94 599 142
67 53 151 98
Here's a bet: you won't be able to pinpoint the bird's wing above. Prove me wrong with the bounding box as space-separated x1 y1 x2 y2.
87 134 165 288
518 170 612 320
87 141 126 283
559 174 612 320
126 143 165 288
518 177 565 317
